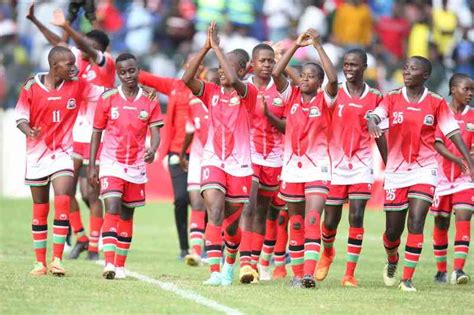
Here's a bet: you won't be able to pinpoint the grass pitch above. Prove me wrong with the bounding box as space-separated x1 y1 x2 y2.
1 198 473 314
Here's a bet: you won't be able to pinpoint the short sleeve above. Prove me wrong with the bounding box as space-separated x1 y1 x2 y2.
279 83 294 103
185 118 196 133
434 127 444 143
378 118 389 130
242 83 258 112
82 79 105 103
138 70 176 96
437 99 460 139
323 87 337 108
149 100 164 128
93 95 110 131
15 85 31 124
372 95 389 121
197 81 219 108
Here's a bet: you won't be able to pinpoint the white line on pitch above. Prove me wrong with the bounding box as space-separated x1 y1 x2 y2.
96 261 243 315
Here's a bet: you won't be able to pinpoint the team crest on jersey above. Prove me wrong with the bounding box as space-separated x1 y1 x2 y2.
290 103 299 114
272 98 283 106
466 123 474 131
66 98 77 110
229 96 240 106
309 107 321 117
424 115 434 126
139 110 149 121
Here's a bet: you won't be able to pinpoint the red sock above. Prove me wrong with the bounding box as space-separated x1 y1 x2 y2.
190 210 205 256
289 215 304 278
454 221 470 271
321 223 337 256
433 226 448 272
345 226 364 277
115 218 133 267
89 215 103 253
224 228 241 265
383 232 400 264
250 232 265 270
274 210 289 267
69 210 88 243
303 210 321 276
260 218 277 267
239 230 253 268
205 223 222 272
52 195 70 260
32 203 49 265
402 233 424 281
102 213 119 265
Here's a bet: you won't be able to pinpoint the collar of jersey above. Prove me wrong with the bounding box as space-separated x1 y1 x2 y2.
342 81 369 99
247 75 274 90
35 72 65 92
118 85 143 102
401 86 428 104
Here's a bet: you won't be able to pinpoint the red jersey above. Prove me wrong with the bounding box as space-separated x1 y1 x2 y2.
197 81 258 176
372 87 460 189
280 85 336 183
330 82 383 184
186 98 209 153
71 47 115 143
435 106 474 195
15 73 103 163
247 76 285 167
138 71 192 157
93 86 164 183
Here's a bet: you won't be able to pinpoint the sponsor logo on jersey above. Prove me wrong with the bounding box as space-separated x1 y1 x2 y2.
309 107 321 117
424 114 434 126
66 98 77 110
272 98 283 106
229 96 240 106
466 123 474 131
349 103 362 108
407 107 421 111
139 110 149 120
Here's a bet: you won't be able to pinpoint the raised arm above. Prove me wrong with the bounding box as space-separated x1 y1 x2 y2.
209 23 247 97
307 29 338 97
272 32 312 92
51 8 101 63
26 3 66 47
182 26 212 95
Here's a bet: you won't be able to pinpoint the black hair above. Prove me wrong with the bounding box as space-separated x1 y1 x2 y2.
303 62 324 81
86 30 110 52
230 48 250 69
252 43 274 59
115 53 136 64
448 73 472 95
48 46 72 66
344 48 367 65
411 55 432 76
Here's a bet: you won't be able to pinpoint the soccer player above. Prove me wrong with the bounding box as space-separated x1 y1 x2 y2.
367 56 474 292
89 53 163 280
28 6 115 259
430 73 473 285
239 43 285 283
16 46 103 276
179 69 218 266
315 49 387 287
182 22 258 286
272 28 338 288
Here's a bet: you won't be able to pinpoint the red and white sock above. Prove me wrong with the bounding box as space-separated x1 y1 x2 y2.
89 215 103 253
345 226 364 277
69 210 88 243
115 218 133 267
273 210 289 267
32 203 49 265
289 215 304 278
101 213 119 265
189 209 205 256
52 195 70 260
303 210 321 276
250 232 265 270
432 226 448 272
453 221 470 271
205 223 222 272
260 218 277 267
402 233 423 280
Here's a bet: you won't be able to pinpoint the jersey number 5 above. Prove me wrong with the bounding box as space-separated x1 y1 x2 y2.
392 112 403 124
52 110 61 123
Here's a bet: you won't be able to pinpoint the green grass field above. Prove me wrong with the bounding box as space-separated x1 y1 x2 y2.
1 198 473 314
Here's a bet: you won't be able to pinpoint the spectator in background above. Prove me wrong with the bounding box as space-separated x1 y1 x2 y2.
125 1 154 57
96 0 124 33
195 0 226 33
297 0 328 39
368 0 394 19
407 9 430 58
426 43 447 93
432 0 457 57
332 0 373 48
452 28 474 78
376 3 410 61
227 0 256 29
263 0 302 42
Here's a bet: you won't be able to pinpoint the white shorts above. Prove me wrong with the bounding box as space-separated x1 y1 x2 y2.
187 149 203 191
25 152 74 186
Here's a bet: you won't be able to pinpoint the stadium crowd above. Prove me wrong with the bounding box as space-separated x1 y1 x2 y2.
1 0 473 109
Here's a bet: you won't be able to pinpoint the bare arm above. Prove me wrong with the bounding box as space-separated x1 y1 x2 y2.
447 133 474 180
375 133 387 166
285 66 300 86
88 130 102 187
262 95 286 133
308 29 338 97
434 140 467 173
182 47 209 95
144 126 161 164
179 132 194 171
26 3 65 47
17 121 41 138
52 9 101 63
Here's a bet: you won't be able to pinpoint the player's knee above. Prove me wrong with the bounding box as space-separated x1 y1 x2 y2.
349 211 364 228
434 216 450 230
323 219 338 231
408 220 425 234
385 226 401 241
207 208 223 225
120 207 134 220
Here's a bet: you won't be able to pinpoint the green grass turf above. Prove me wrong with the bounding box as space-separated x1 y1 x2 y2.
0 198 473 314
